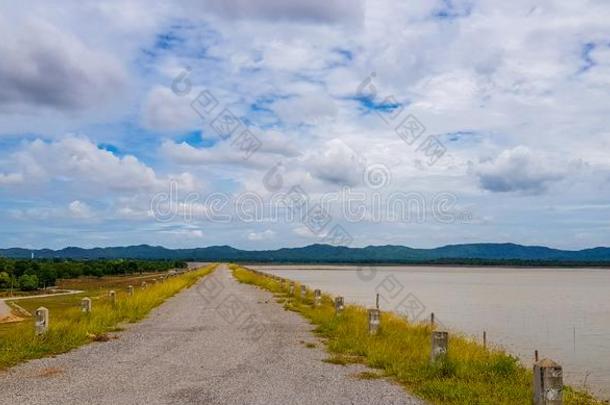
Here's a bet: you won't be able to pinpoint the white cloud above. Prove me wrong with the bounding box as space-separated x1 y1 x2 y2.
14 137 163 191
3 136 201 196
68 200 94 219
304 139 366 187
141 86 202 131
475 146 570 194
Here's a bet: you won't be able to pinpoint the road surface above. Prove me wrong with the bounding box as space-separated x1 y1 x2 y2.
0 290 83 321
0 265 423 405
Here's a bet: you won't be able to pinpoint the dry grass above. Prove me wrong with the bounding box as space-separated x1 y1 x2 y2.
35 367 63 378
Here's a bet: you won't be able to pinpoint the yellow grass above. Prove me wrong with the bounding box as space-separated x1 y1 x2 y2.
0 264 217 369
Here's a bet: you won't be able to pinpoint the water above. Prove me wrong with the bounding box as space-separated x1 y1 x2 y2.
251 265 610 399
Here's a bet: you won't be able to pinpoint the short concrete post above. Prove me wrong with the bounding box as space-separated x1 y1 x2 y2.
335 296 344 315
81 297 92 313
430 331 448 362
141 281 147 289
289 282 295 296
109 290 116 306
368 308 380 335
128 285 134 296
314 289 321 307
300 285 307 298
35 307 49 336
533 359 563 405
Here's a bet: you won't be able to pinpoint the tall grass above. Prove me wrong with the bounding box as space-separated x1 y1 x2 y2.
231 265 604 405
0 264 216 369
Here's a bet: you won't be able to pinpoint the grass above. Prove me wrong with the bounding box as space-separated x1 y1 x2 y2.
231 264 605 405
0 264 217 369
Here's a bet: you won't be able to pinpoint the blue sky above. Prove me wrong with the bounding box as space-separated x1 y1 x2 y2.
1 0 610 250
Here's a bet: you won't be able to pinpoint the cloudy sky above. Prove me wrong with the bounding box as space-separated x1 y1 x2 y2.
1 0 609 250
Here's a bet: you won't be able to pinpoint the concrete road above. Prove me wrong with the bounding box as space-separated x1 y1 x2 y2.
0 265 424 405
0 299 11 321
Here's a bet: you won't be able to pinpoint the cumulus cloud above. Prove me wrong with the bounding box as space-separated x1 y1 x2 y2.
68 200 94 219
14 137 163 191
304 139 366 187
160 128 301 168
475 146 568 194
0 16 126 111
3 136 199 195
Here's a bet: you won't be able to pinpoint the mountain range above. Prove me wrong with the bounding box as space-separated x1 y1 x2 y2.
1 243 610 265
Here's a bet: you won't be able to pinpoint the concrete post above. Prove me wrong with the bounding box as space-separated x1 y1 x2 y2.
141 281 147 289
300 285 307 298
335 296 344 315
128 285 134 296
430 331 448 362
35 307 49 336
368 308 380 335
289 282 295 296
109 290 116 306
81 297 92 313
314 289 321 307
533 359 563 405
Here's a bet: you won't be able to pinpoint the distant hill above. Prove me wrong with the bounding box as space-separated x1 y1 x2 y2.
1 243 610 265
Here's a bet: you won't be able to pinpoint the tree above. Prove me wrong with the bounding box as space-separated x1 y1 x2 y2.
0 272 10 288
38 266 57 287
18 274 39 291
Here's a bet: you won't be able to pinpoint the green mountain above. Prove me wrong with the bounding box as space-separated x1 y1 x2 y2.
1 243 610 265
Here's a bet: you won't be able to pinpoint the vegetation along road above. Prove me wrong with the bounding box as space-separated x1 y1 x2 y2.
0 264 422 405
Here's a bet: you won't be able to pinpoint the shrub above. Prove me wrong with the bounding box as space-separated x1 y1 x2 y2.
18 274 39 291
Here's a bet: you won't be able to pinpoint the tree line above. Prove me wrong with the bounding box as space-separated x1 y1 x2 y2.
0 258 187 291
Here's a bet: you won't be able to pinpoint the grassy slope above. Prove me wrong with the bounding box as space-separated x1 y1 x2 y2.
0 264 217 369
231 265 604 405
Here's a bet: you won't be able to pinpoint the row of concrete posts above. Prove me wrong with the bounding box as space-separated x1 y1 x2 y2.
271 270 563 405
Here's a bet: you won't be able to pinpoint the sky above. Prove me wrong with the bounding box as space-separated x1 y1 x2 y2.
1 0 610 250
